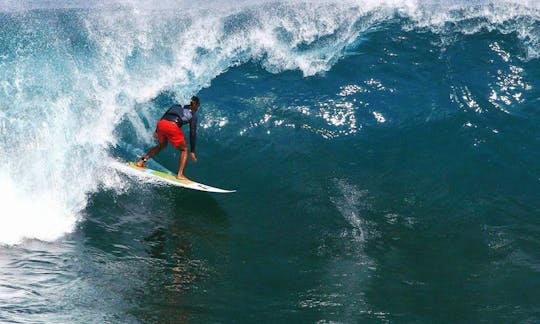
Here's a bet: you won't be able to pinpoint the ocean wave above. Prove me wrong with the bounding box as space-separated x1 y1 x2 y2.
0 0 538 244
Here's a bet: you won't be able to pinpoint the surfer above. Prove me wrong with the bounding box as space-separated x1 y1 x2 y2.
136 96 200 180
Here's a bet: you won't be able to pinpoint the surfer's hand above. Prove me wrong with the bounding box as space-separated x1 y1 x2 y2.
152 131 158 139
190 152 197 162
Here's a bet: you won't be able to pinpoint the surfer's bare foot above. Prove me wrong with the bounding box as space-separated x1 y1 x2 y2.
176 174 189 180
136 158 147 167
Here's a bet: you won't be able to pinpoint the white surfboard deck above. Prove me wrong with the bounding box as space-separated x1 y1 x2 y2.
127 162 236 193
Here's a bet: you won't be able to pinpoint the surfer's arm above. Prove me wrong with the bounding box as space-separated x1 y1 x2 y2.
189 114 197 155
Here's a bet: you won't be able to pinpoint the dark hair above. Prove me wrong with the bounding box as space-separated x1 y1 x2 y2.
191 96 200 106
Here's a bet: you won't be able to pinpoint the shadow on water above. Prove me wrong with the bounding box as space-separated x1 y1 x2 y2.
74 182 231 322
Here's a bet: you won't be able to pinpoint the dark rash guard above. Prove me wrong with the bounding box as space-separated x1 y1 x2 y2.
160 104 198 153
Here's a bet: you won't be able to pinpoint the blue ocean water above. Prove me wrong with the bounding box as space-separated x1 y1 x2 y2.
1 0 539 322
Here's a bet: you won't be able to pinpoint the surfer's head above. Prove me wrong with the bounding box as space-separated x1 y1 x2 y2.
191 96 200 111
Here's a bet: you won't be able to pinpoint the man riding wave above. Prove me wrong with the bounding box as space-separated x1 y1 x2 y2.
136 96 200 180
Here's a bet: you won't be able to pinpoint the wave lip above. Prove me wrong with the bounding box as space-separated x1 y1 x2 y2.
402 1 540 59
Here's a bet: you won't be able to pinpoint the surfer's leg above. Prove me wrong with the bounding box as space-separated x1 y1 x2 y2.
176 144 189 180
137 142 167 167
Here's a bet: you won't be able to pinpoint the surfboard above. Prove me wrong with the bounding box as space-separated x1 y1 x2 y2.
127 162 236 193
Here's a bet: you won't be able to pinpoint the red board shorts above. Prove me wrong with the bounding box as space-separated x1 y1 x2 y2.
156 119 185 147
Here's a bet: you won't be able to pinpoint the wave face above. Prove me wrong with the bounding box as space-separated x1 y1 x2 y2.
1 1 540 322
0 0 538 244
